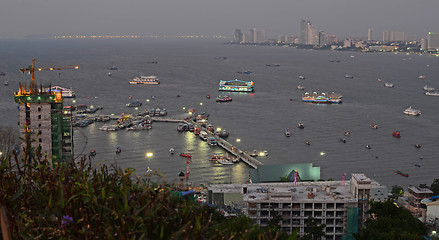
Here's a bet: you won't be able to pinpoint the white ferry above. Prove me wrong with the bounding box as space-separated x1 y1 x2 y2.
425 92 439 97
403 106 421 116
129 75 160 85
44 86 75 98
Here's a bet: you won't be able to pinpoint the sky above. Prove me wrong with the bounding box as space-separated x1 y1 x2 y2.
1 0 438 40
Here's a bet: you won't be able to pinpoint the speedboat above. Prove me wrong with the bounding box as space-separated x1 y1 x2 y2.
216 95 232 102
179 153 191 158
414 144 421 148
108 72 112 76
403 106 421 116
425 92 439 96
340 138 346 143
418 75 426 79
116 147 121 154
423 85 435 92
285 129 291 137
344 74 354 78
392 131 401 138
126 101 142 107
298 75 305 79
89 150 96 156
4 80 8 86
365 145 371 149
207 137 217 146
305 141 311 145
216 158 234 165
371 124 378 129
384 82 394 88
298 122 304 129
169 148 175 154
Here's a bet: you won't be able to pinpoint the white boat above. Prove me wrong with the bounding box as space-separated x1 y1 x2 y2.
45 86 75 98
169 148 175 154
425 92 439 96
108 72 112 76
298 75 305 79
217 158 234 165
199 131 208 141
384 82 394 88
418 75 426 79
285 129 291 137
99 124 118 131
129 75 160 85
4 80 8 86
423 85 435 92
403 106 421 116
297 85 305 90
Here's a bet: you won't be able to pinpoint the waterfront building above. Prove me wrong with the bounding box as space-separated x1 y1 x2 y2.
278 34 286 42
394 32 405 42
319 31 327 47
208 173 387 239
234 29 242 43
407 185 433 208
248 28 255 43
368 28 373 41
407 35 417 43
306 22 318 45
285 35 297 44
421 38 428 51
327 35 338 45
426 201 439 225
14 59 75 163
343 39 352 48
300 19 308 44
254 29 266 43
427 32 439 51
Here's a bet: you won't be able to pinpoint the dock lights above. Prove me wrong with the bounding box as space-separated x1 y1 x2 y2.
135 107 138 110
216 128 221 131
182 107 186 110
72 100 76 103
146 99 150 102
259 152 265 156
146 152 153 157
200 102 203 106
90 105 94 108
236 139 241 142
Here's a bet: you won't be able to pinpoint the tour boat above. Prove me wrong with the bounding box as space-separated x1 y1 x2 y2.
392 131 401 138
210 153 226 161
218 79 254 92
403 106 421 116
425 92 439 96
44 86 76 98
130 75 160 85
396 170 408 177
179 153 192 158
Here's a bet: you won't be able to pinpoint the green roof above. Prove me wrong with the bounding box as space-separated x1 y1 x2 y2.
250 163 320 183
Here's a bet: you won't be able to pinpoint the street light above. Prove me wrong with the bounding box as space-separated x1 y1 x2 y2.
146 152 153 158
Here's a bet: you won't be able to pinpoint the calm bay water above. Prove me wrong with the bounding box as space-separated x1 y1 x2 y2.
0 38 438 187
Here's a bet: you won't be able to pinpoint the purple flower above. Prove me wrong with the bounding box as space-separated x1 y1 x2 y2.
61 215 73 226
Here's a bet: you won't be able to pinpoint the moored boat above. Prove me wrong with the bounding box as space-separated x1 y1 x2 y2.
89 150 96 156
392 131 401 138
210 153 226 161
344 74 354 78
219 79 254 92
216 158 234 165
298 122 304 129
298 75 305 79
116 146 121 154
425 92 439 96
396 170 408 177
423 85 435 92
169 148 175 154
179 153 192 158
384 82 394 88
44 86 76 98
207 137 217 146
285 129 291 137
126 101 142 107
216 95 232 102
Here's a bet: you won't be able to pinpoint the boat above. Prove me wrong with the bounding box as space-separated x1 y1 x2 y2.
179 153 192 158
392 131 401 138
285 129 291 137
298 122 304 129
344 131 350 136
365 145 371 149
206 94 211 99
108 66 118 70
218 79 254 92
371 124 378 129
340 138 346 143
297 85 305 90
0 72 5 76
298 75 305 79
396 170 408 177
4 80 8 86
414 144 421 148
89 150 96 156
210 153 226 161
425 92 439 96
403 106 421 116
108 72 112 76
423 85 435 92
305 141 311 145
44 86 76 98
199 131 208 141
206 124 214 132
414 164 421 168
215 129 229 138
127 124 151 130
418 75 426 79
302 92 342 104
169 148 175 154
147 61 158 64
377 78 382 82
207 137 217 146
129 75 160 85
126 101 142 107
344 74 354 78
217 158 234 165
249 150 258 157
99 124 118 131
216 95 232 102
116 147 121 154
384 82 394 88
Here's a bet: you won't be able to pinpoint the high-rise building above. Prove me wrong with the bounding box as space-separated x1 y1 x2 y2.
427 32 439 50
421 38 428 51
234 29 242 43
300 19 308 44
318 31 327 47
14 59 75 163
394 32 405 42
249 28 255 43
368 29 373 41
306 22 318 45
254 29 266 43
382 31 393 42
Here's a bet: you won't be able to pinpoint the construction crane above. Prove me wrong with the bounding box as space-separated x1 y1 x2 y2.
19 58 80 94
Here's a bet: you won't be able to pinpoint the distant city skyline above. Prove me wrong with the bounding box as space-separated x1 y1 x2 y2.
0 0 438 39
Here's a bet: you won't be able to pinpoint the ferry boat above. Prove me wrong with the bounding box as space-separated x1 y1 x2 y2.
285 129 291 137
44 86 76 98
302 92 342 104
130 75 160 85
425 92 439 96
216 95 232 102
384 82 394 88
396 170 408 177
423 85 435 92
219 79 254 92
403 106 421 116
392 131 401 138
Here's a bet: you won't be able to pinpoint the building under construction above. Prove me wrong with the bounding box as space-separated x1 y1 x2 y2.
14 59 79 163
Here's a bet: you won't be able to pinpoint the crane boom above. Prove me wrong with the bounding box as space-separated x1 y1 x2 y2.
19 59 80 94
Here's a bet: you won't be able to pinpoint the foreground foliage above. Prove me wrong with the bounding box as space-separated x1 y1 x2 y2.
354 200 428 240
0 154 294 239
